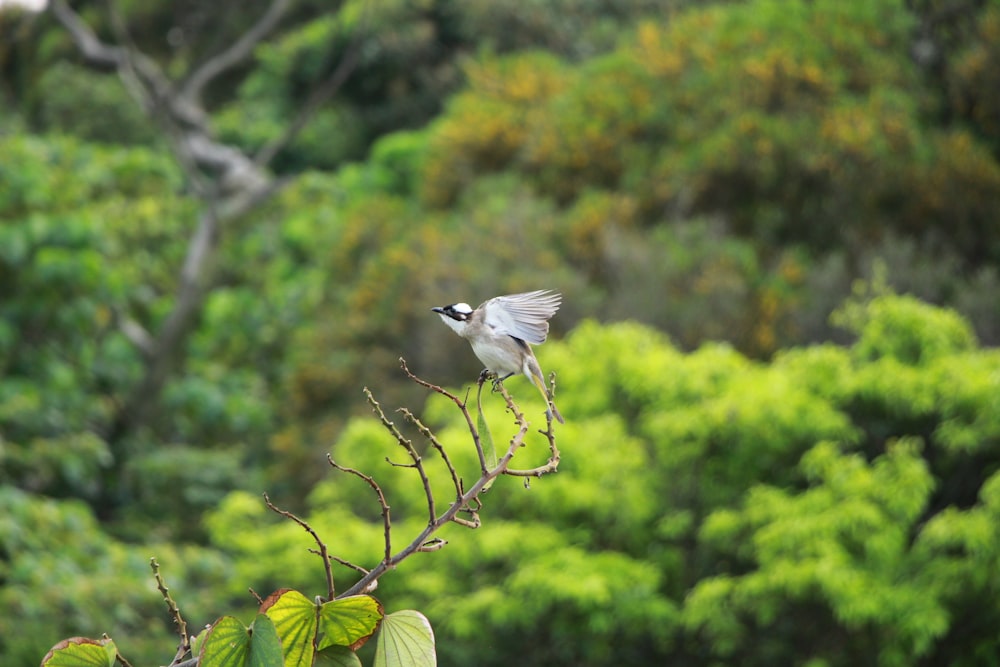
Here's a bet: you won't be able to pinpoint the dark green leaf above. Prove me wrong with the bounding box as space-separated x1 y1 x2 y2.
199 616 251 667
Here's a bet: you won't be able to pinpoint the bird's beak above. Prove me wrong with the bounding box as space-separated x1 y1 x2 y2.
431 307 444 313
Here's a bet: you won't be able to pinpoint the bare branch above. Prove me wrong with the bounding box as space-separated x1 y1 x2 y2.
53 1 343 515
503 439 561 477
416 538 447 553
253 21 363 168
399 407 464 503
327 554 370 577
49 0 122 68
264 493 336 601
504 375 561 477
116 314 155 360
339 361 554 598
364 387 436 524
450 514 481 529
327 456 393 569
399 357 489 472
181 0 292 105
114 643 136 667
150 558 189 665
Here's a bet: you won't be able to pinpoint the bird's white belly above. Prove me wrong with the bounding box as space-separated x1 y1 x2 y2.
470 337 522 376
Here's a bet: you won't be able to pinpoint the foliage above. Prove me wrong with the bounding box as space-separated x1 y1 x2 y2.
419 0 1000 269
28 62 158 145
0 487 231 666
0 135 181 498
189 295 1000 666
5 0 1000 664
0 133 274 529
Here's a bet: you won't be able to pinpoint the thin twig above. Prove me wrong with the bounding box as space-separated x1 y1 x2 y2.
450 514 481 529
399 357 488 473
329 554 370 576
340 365 538 598
503 417 560 477
263 493 336 600
150 558 189 665
327 456 392 569
399 407 464 502
498 371 561 476
365 388 436 524
110 634 135 667
416 538 447 552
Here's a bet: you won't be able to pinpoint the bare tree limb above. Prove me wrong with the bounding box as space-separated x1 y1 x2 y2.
150 558 189 666
180 0 292 105
263 493 337 601
399 407 464 502
55 358 561 667
50 0 122 68
327 456 393 580
338 361 555 598
48 2 357 503
115 314 155 360
364 388 436 525
327 553 370 577
505 372 561 476
399 358 490 473
252 35 362 168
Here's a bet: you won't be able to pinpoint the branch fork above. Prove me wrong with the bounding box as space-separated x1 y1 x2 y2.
263 359 561 602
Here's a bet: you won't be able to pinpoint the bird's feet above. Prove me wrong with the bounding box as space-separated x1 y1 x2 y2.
478 369 512 393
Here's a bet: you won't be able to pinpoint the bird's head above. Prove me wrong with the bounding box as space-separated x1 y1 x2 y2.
432 302 473 335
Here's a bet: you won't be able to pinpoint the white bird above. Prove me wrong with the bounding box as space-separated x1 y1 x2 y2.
432 289 565 424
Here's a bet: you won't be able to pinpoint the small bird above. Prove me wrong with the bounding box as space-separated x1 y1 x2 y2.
432 289 565 424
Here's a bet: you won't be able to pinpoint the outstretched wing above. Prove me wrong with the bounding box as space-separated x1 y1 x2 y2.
480 290 562 344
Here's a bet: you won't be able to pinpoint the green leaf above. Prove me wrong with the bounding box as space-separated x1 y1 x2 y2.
374 610 436 667
199 616 251 667
314 645 363 667
248 614 284 667
40 637 117 667
197 614 283 667
317 595 384 651
476 382 498 490
191 626 211 658
260 589 318 667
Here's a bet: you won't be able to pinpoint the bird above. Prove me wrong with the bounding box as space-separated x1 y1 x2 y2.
432 289 565 424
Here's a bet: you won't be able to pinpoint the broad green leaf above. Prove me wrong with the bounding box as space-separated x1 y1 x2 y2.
314 645 363 667
260 589 318 667
199 616 251 667
317 595 384 651
374 610 436 667
40 637 116 667
248 614 284 667
191 626 211 658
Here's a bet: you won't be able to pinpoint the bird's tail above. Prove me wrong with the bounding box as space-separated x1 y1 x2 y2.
526 358 565 424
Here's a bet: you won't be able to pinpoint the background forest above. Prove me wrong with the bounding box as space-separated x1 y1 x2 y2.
2 0 1000 665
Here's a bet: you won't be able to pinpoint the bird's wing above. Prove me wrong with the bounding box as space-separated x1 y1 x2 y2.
480 290 562 344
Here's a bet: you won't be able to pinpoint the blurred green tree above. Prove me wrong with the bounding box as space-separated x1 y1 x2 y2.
201 293 1000 666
